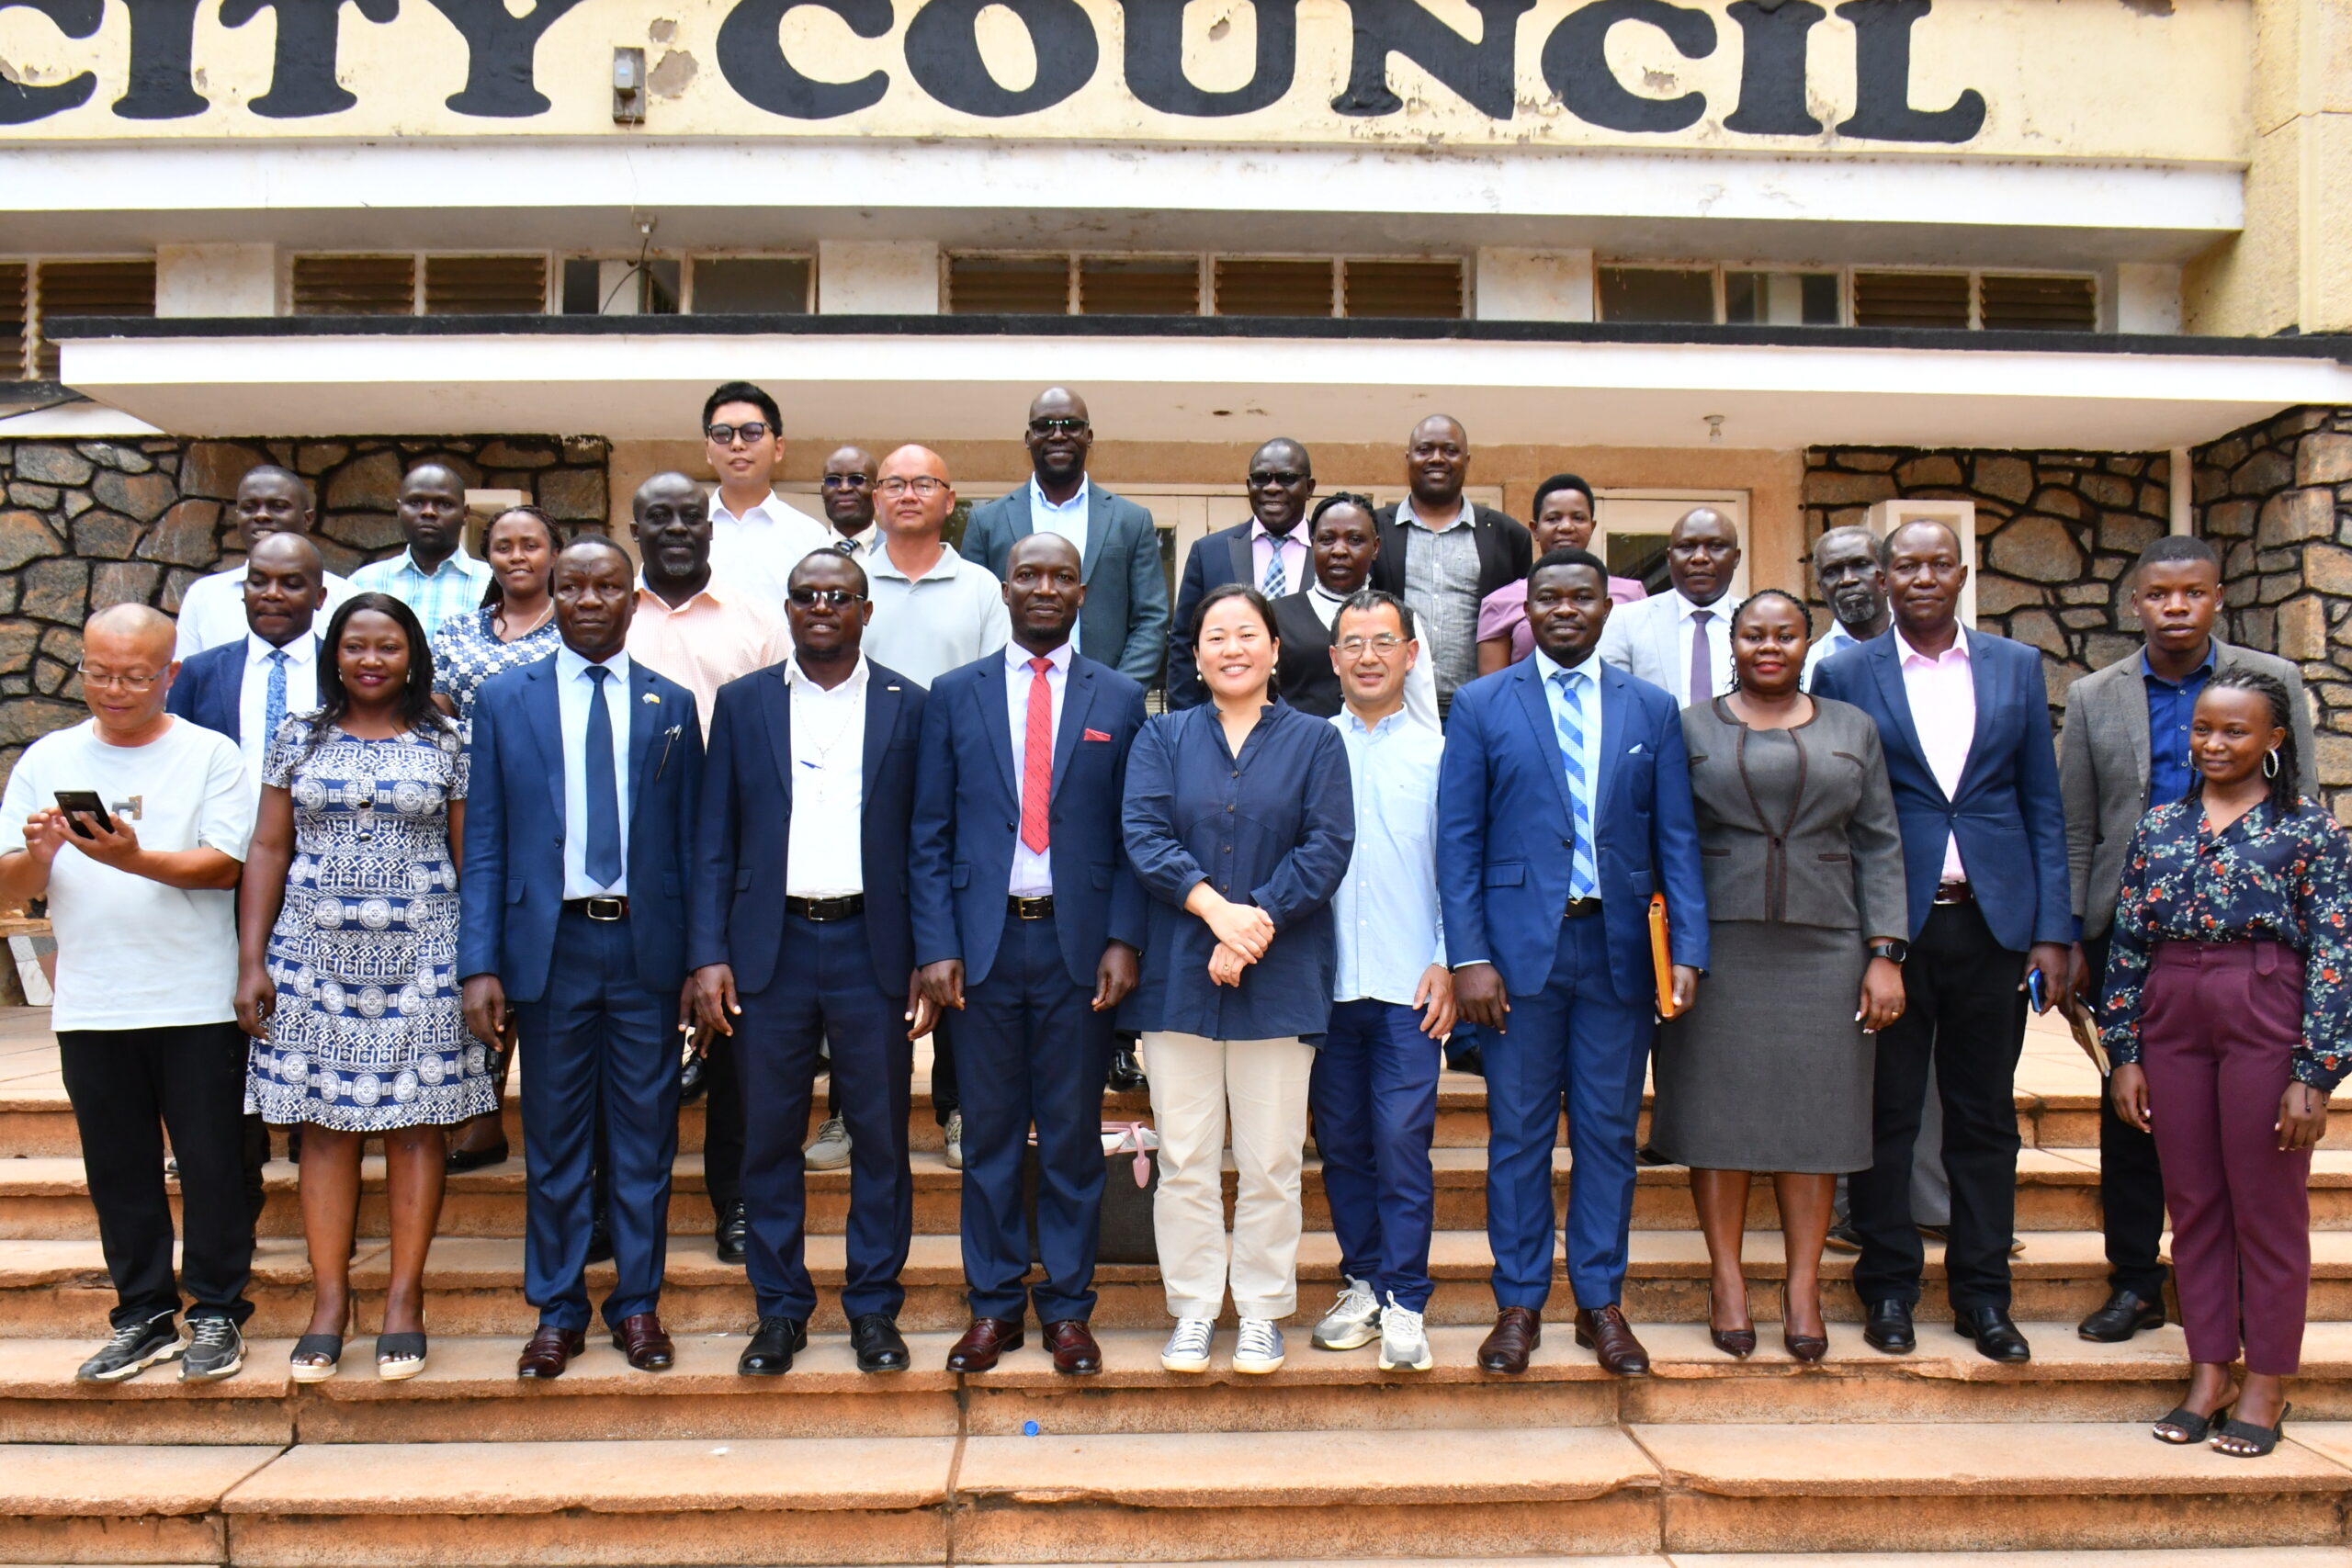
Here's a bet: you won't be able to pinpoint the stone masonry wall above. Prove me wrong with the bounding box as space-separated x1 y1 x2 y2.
0 435 610 773
1802 446 2173 708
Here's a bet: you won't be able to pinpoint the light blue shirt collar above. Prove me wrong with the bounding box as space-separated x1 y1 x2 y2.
1027 476 1088 516
556 644 630 684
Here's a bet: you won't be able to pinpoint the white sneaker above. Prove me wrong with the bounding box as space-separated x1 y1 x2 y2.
1377 1296 1432 1371
1310 1277 1383 1350
804 1115 851 1171
943 1110 964 1171
1160 1317 1214 1373
1233 1317 1285 1374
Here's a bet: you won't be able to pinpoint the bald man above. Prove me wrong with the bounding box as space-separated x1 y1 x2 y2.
1597 506 1744 706
1 604 256 1383
167 532 329 800
174 467 355 659
862 445 1012 690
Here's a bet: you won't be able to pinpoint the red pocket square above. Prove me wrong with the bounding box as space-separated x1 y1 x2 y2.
1083 728 1113 742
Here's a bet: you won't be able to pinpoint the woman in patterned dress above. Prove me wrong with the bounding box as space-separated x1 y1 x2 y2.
430 505 560 1168
234 592 489 1382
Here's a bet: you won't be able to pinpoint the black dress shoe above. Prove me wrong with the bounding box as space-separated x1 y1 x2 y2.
715 1202 747 1266
1863 1300 1916 1354
678 1050 708 1104
738 1316 807 1376
1108 1043 1148 1093
1955 1307 2031 1363
2077 1288 2165 1342
445 1138 510 1173
850 1313 910 1372
1446 1042 1484 1077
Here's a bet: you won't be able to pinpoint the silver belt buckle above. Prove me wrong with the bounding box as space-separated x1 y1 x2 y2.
583 896 626 922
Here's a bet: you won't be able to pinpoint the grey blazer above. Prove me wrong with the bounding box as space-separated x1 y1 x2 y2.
1680 695 1909 936
2060 637 2318 939
961 482 1170 687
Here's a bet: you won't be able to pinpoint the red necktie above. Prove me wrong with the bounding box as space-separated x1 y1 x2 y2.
1022 656 1053 854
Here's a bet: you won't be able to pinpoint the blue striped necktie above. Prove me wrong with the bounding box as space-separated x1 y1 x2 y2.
1551 669 1599 900
263 648 288 748
583 666 623 889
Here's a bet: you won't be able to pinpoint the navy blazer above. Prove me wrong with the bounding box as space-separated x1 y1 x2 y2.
909 649 1149 989
1437 654 1709 1004
960 486 1170 687
688 658 926 998
1120 701 1353 1041
165 634 324 744
1813 626 2071 952
457 657 704 1002
1167 520 1261 711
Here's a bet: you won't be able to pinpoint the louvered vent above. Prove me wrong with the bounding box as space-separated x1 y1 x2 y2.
1851 271 1971 330
1343 260 1464 320
1079 257 1199 316
1979 274 2097 332
0 264 26 379
34 259 155 378
1215 259 1334 318
424 254 548 315
292 254 416 316
947 256 1070 314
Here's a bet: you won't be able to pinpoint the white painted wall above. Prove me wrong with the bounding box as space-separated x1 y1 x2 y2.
1475 249 1595 322
2116 263 2184 334
818 241 942 315
155 243 277 317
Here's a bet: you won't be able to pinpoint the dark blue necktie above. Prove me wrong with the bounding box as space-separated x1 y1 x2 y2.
583 666 622 888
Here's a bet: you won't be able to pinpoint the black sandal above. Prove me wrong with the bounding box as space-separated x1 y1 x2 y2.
375 1331 428 1382
288 1334 344 1385
2153 1403 2227 1444
2211 1401 2290 1458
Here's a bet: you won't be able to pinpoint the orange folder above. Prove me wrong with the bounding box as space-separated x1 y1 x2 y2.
1649 893 1685 1019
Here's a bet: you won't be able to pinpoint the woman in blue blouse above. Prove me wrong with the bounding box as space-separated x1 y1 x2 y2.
1124 583 1353 1377
2103 668 2352 1457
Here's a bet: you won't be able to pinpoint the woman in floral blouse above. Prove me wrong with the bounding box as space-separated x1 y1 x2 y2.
2102 667 2352 1458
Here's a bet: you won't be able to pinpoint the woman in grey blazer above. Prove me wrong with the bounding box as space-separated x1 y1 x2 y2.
1651 591 1908 1361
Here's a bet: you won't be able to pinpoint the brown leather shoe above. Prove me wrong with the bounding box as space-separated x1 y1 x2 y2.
611 1313 675 1371
1574 1304 1652 1377
1478 1306 1543 1374
1042 1318 1102 1375
516 1324 584 1380
945 1316 1023 1372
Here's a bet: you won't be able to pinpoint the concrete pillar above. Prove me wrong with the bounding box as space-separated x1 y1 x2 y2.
155 244 278 317
817 242 943 314
1472 249 1595 322
2115 264 2183 334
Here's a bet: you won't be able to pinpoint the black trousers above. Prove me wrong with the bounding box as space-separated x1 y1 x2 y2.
1851 900 2029 1314
703 1028 743 1218
57 1021 255 1328
931 1011 960 1123
2082 933 2169 1299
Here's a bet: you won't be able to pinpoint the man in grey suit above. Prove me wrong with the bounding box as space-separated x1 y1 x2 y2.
959 388 1170 690
2060 533 2316 1343
1597 508 1740 705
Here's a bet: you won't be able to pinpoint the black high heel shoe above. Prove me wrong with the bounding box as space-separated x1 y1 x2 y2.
1782 1289 1829 1362
1708 1286 1756 1359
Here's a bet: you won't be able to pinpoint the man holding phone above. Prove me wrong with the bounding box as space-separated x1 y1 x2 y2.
0 604 255 1383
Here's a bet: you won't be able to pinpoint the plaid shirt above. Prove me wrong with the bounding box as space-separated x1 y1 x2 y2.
348 546 494 637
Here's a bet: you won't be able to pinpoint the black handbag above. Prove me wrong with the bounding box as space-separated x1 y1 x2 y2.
1023 1122 1159 1266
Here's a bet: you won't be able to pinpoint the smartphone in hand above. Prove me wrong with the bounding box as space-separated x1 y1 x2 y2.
52 791 114 839
2027 966 2046 1013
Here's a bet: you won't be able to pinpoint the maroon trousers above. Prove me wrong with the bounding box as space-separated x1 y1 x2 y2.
2141 941 2312 1375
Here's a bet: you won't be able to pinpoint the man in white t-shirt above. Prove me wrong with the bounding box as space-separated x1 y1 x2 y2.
0 605 255 1384
701 380 832 616
173 466 355 660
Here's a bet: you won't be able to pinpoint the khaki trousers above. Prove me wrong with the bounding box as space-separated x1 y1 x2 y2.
1142 1031 1314 1321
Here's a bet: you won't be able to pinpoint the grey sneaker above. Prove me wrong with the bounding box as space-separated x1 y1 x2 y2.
1233 1317 1285 1374
1377 1295 1432 1371
943 1111 965 1171
75 1312 182 1383
1310 1277 1383 1350
180 1316 245 1382
804 1115 852 1171
1160 1316 1215 1373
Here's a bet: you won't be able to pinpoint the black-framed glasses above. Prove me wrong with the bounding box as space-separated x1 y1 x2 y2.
76 667 163 692
819 473 871 490
876 476 947 498
789 586 868 607
705 422 772 446
1028 417 1089 436
1248 469 1310 488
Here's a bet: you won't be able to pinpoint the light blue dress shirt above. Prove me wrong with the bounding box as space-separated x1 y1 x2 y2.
555 644 632 897
1536 649 1605 897
347 545 494 637
1329 706 1447 1005
1800 619 1864 689
1027 477 1089 647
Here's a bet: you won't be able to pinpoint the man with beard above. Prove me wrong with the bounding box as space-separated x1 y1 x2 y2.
1804 525 1893 688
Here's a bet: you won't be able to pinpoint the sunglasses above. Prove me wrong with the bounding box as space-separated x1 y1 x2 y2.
705 422 772 446
819 473 871 490
1248 470 1310 488
1028 417 1089 436
789 586 867 607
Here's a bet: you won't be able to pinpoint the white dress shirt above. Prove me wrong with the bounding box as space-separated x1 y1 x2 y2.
1894 626 1976 883
555 645 632 898
864 540 1012 688
830 523 883 561
784 654 869 897
707 491 834 617
1801 620 1868 689
235 631 320 798
1302 584 1442 734
175 565 356 659
1671 590 1738 705
1003 640 1071 897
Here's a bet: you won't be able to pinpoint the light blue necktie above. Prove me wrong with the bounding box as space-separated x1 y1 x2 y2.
262 648 288 748
1261 536 1288 597
1552 670 1599 901
583 666 623 889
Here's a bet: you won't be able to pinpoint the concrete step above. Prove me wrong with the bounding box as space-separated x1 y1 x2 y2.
0 1226 2181 1340
23 1324 2352 1447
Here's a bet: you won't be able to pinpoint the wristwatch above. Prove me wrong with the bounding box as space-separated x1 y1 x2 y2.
1868 940 1909 964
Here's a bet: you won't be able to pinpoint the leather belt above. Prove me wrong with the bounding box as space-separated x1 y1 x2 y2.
786 895 865 922
1008 896 1056 920
1932 881 1974 906
1563 897 1603 920
565 896 628 922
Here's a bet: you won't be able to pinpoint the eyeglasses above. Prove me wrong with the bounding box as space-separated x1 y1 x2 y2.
1028 417 1089 436
1336 635 1408 657
77 668 163 692
876 477 947 498
705 422 772 446
819 473 871 490
789 586 868 607
1247 470 1310 488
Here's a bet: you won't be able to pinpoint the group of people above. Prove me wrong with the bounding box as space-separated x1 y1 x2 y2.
18 382 2344 1462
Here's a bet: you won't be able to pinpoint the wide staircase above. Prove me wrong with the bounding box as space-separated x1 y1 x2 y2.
4 1003 2352 1568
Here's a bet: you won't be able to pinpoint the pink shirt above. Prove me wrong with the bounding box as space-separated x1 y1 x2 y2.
1477 576 1648 661
626 577 795 738
1894 626 1976 883
1250 523 1312 596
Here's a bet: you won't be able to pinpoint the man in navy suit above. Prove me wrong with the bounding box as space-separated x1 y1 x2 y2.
689 550 930 1379
459 537 705 1382
1167 438 1317 709
1437 547 1707 1379
166 532 328 798
910 534 1148 1377
1813 519 2071 1365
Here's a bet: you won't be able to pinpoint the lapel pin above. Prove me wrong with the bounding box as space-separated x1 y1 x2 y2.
642 692 661 704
